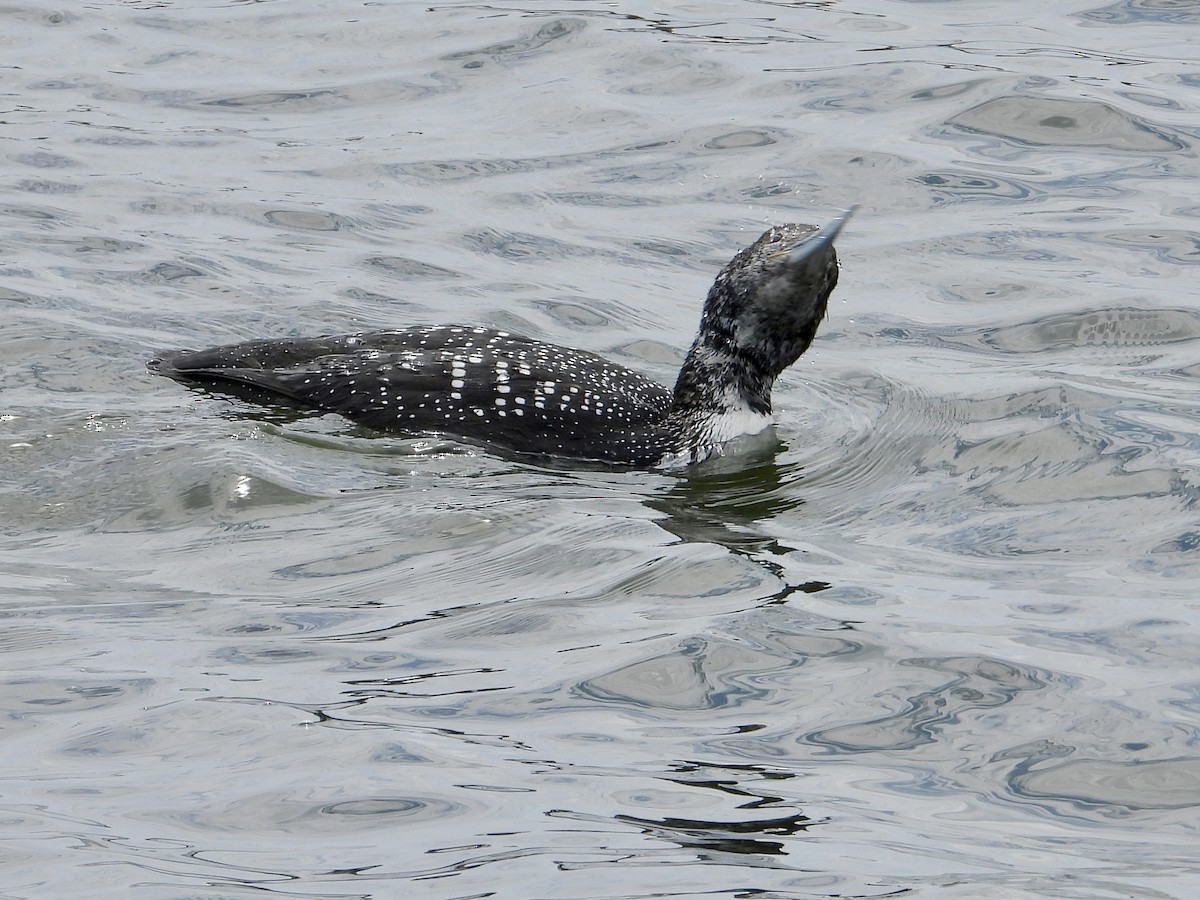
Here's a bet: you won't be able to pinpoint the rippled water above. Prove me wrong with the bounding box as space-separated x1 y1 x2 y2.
3 0 1200 897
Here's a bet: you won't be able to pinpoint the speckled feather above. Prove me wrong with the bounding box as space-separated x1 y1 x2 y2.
150 213 851 467
151 325 677 465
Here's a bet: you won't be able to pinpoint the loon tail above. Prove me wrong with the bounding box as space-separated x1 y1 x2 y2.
147 340 325 404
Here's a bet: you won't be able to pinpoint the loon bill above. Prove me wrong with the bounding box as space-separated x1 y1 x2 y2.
149 210 852 468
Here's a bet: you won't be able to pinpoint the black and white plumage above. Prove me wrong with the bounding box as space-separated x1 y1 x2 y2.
149 211 851 468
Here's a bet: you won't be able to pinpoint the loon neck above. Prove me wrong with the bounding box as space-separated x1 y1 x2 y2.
669 332 775 423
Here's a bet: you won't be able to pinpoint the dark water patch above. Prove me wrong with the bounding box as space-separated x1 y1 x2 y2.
577 632 807 712
396 147 653 184
0 287 41 303
39 236 145 254
461 228 591 262
611 11 823 44
338 287 428 316
1115 88 1186 111
0 408 336 532
0 203 67 222
394 133 702 185
29 77 95 91
947 95 1186 152
322 796 459 819
264 209 354 232
890 307 1200 356
161 783 471 833
934 281 1036 306
608 553 776 602
626 238 698 259
396 157 541 182
346 667 506 701
1 7 79 26
742 180 805 199
977 306 1200 355
363 256 461 278
1092 228 1200 265
62 724 155 757
617 338 679 367
222 617 332 637
548 799 818 856
941 41 1153 67
1010 755 1200 812
5 676 154 713
919 170 1039 203
1168 680 1200 716
22 255 224 287
90 86 203 109
1078 0 1200 25
701 129 781 150
654 454 808 524
145 260 209 282
212 644 322 665
525 189 660 208
806 656 1047 753
793 79 886 115
14 179 79 195
783 356 1200 565
442 18 586 67
202 89 343 110
647 461 814 554
432 5 790 46
939 388 1181 504
14 150 77 169
591 159 691 185
531 300 610 328
610 809 814 855
910 78 990 102
618 56 731 96
142 47 206 67
358 202 434 230
1151 531 1200 555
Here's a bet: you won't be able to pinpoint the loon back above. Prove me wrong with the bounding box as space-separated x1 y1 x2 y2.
149 212 851 467
150 326 677 465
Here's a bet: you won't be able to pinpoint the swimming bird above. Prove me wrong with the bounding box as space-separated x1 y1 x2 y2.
149 211 851 468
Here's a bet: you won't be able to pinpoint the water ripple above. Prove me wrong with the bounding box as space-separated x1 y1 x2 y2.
1079 0 1200 25
1009 753 1200 813
5 1 1200 897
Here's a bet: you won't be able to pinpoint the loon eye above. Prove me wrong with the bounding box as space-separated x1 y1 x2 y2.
766 238 806 263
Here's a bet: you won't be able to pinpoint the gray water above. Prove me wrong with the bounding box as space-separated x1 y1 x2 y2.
3 0 1200 897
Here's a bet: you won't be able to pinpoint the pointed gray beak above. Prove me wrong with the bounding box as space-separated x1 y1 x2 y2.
787 205 857 264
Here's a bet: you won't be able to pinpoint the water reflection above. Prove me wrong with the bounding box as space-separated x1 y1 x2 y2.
611 810 812 855
1007 746 1200 813
1079 0 1200 25
649 442 798 547
807 656 1049 753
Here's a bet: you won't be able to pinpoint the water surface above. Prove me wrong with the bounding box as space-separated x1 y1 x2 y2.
2 0 1200 897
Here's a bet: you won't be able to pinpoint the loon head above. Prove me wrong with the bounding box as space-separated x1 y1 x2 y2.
671 209 853 432
704 209 852 379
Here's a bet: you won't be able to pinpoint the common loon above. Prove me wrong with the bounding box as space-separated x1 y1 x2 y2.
149 211 851 468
